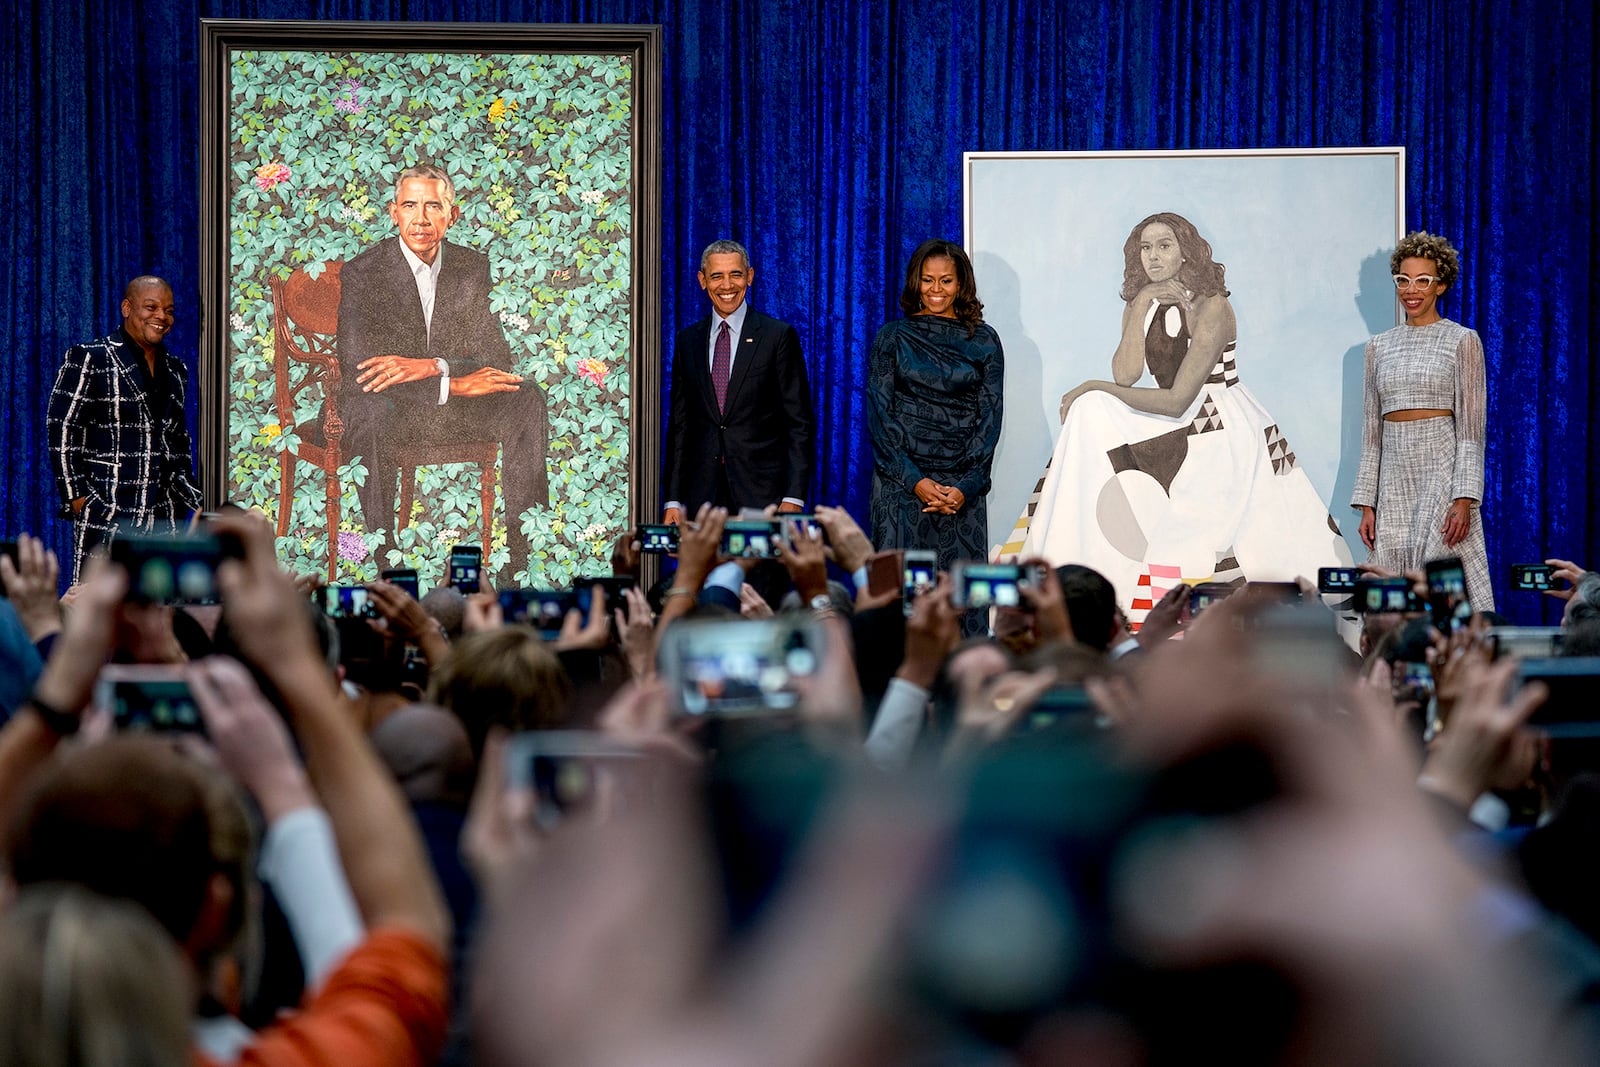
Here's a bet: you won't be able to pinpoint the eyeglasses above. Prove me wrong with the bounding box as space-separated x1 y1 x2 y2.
1393 274 1440 291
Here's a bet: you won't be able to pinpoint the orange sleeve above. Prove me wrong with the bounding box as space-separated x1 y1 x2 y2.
233 928 450 1067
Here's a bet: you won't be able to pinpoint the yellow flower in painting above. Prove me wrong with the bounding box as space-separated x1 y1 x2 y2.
262 423 282 439
488 97 518 125
575 358 608 387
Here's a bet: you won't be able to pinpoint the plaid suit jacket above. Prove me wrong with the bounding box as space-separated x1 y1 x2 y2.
46 329 202 525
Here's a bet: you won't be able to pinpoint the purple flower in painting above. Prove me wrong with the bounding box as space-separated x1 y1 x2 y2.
337 531 369 564
333 79 365 116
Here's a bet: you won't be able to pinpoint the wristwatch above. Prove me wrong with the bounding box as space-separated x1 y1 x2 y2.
808 593 834 614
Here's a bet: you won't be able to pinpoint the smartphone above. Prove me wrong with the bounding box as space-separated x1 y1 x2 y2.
578 575 636 608
504 731 649 831
1247 581 1304 604
499 588 587 638
721 520 783 560
1188 581 1236 617
449 545 482 594
1391 660 1435 706
1489 626 1565 660
661 616 822 716
864 550 903 600
1510 564 1555 592
950 561 1036 610
322 583 377 619
1424 557 1472 634
902 549 938 617
1013 686 1100 734
778 513 823 542
381 567 420 599
639 523 680 554
1521 657 1600 738
111 532 241 605
1353 576 1425 614
1316 566 1358 594
95 665 206 735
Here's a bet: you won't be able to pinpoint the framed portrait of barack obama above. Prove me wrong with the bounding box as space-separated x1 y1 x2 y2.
198 20 661 585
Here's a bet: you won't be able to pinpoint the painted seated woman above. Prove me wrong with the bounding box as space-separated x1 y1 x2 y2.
1005 212 1350 622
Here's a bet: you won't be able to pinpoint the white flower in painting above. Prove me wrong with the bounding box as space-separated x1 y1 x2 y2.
229 313 246 331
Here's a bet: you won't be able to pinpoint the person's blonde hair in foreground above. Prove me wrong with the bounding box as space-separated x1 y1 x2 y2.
0 884 193 1067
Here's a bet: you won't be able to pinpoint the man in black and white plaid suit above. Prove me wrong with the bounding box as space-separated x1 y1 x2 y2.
47 276 203 580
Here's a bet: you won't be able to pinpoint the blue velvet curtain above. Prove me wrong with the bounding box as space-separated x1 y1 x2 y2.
3 0 1594 621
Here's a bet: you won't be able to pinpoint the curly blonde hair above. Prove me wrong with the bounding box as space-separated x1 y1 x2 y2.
1390 231 1460 288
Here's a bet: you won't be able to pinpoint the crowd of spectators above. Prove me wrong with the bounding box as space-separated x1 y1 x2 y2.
2 505 1599 1067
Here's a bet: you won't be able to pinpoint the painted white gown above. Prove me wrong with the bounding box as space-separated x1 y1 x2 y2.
1002 300 1352 627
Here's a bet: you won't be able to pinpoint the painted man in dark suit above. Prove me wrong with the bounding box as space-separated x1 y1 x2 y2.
48 276 202 581
662 240 815 524
337 163 548 572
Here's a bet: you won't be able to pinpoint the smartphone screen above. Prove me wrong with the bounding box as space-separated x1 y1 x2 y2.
382 568 420 599
721 520 782 560
1424 558 1472 633
639 524 679 554
1353 577 1423 614
111 533 233 605
950 562 1029 609
1317 566 1358 593
902 551 937 616
504 732 650 831
449 545 483 594
1510 564 1554 592
95 666 206 736
322 584 377 619
1189 582 1235 617
499 588 587 638
662 617 822 716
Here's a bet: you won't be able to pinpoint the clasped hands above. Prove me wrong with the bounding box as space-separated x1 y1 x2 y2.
357 354 523 396
914 478 964 515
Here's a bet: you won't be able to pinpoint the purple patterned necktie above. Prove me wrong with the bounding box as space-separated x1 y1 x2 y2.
711 320 732 411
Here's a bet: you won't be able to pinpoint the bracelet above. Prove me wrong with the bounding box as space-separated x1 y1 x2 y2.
26 693 81 736
663 587 698 601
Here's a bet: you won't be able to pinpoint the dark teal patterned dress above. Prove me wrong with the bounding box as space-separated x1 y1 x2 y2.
867 316 1005 567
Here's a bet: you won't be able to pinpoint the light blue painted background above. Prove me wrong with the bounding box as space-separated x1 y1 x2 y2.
969 150 1402 559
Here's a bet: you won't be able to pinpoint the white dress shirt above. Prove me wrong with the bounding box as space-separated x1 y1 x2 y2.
397 240 451 404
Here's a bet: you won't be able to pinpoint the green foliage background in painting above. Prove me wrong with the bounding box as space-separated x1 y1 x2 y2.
227 50 632 587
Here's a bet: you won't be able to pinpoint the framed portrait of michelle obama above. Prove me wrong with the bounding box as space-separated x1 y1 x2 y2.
199 20 661 586
966 149 1403 620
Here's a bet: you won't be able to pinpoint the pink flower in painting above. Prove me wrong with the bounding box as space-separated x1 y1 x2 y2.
337 531 369 564
575 358 608 387
254 162 291 191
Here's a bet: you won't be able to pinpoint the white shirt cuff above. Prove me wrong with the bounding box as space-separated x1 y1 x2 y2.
435 359 449 404
705 561 745 594
864 677 929 771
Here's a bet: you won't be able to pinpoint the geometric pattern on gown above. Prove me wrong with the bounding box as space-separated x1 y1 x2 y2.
1190 392 1224 435
1108 425 1190 497
1264 424 1297 475
1212 548 1245 586
1129 561 1184 633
